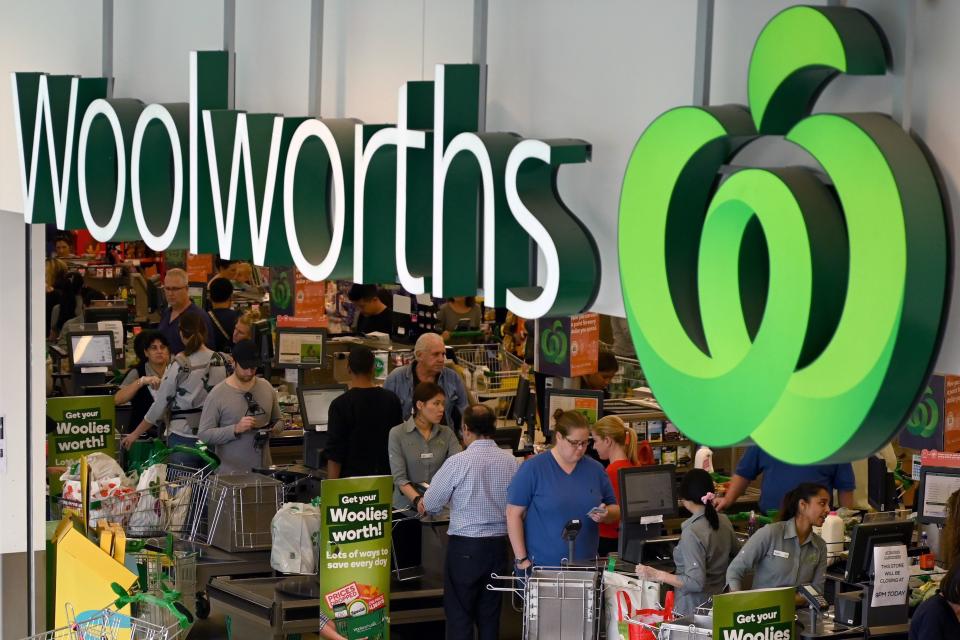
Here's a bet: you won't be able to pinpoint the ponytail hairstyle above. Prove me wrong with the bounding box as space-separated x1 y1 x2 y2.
591 415 640 465
780 482 829 522
178 312 207 356
941 489 960 569
680 468 720 530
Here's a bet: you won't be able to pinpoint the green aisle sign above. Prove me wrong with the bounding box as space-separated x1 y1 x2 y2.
320 475 393 640
713 588 795 640
619 5 950 464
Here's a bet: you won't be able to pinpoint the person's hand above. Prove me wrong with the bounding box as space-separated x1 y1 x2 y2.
416 498 427 515
121 433 139 450
714 494 733 512
515 557 532 572
588 503 608 523
140 376 161 389
636 564 661 582
234 416 256 434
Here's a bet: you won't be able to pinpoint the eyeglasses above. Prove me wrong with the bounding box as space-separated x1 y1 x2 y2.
564 436 590 449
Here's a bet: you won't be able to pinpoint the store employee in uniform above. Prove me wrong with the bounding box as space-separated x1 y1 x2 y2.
726 483 830 598
715 446 855 515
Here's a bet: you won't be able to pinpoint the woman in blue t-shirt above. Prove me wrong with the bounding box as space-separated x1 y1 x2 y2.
507 411 619 570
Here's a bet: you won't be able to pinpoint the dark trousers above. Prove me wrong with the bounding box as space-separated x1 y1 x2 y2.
444 535 507 640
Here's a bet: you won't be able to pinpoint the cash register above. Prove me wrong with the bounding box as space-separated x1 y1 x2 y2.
299 384 346 469
618 464 679 566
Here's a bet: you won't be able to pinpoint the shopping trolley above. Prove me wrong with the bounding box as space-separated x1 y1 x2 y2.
126 536 198 636
56 444 221 543
454 344 524 396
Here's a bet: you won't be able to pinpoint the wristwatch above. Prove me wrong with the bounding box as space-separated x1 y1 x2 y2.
514 556 529 566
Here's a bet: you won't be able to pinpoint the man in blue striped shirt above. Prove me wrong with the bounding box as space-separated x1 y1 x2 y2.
423 404 518 640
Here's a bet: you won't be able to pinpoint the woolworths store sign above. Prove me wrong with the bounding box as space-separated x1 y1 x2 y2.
12 5 954 466
11 54 599 319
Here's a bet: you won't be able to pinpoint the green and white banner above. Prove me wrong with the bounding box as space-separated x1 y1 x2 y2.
712 587 795 640
46 395 116 495
320 475 393 640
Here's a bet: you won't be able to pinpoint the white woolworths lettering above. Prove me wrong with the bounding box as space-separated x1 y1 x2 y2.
10 74 79 227
131 104 184 250
202 111 284 263
77 98 126 242
283 118 346 282
11 56 572 318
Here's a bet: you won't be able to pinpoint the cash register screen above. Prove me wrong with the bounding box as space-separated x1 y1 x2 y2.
621 465 677 520
71 334 114 367
300 388 345 431
919 468 960 523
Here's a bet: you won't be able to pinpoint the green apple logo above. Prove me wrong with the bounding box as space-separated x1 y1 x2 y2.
540 320 569 365
618 6 950 464
271 271 292 311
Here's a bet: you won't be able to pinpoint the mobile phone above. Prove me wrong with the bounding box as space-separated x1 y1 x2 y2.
587 506 606 516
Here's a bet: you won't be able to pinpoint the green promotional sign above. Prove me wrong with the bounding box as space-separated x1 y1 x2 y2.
713 588 795 640
46 395 116 495
320 476 393 640
619 5 950 464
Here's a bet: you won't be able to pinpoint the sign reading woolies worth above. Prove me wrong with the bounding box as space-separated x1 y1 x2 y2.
11 54 600 318
619 6 951 464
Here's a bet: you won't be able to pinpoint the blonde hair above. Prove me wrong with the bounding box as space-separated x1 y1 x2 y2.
591 415 640 465
238 308 262 329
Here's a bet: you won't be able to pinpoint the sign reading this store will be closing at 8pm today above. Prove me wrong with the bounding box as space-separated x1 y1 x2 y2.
11 4 953 466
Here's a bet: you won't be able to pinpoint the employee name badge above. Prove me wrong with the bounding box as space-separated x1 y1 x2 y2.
420 452 434 460
773 550 790 559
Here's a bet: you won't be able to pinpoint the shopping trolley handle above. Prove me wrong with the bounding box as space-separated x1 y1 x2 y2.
136 442 221 473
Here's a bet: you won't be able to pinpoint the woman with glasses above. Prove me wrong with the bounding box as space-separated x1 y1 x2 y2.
507 411 619 569
388 382 462 511
121 314 230 467
114 330 171 439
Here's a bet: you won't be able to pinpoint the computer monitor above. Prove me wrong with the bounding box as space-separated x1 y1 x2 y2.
845 520 915 584
275 328 326 369
298 384 347 432
492 426 522 452
543 388 603 441
508 376 537 446
68 331 116 371
188 282 207 309
916 466 960 525
618 464 678 564
868 456 898 512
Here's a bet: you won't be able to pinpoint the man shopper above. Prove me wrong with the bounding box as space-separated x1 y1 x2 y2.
158 268 215 354
422 405 518 640
198 340 284 474
326 345 404 479
207 277 238 351
384 332 469 430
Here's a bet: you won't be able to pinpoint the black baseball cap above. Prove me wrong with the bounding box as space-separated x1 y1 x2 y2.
232 339 261 370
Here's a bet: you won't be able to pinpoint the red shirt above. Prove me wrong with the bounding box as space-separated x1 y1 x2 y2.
599 459 637 539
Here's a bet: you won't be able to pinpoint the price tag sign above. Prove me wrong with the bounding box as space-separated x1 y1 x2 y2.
870 544 909 608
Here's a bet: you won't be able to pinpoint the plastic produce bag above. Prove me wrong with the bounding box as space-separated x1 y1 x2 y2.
603 571 662 640
271 502 321 574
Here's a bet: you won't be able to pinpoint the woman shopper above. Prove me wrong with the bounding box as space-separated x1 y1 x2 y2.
726 483 830 597
121 313 230 467
637 469 740 615
388 382 462 510
507 411 619 569
114 330 171 438
591 415 654 555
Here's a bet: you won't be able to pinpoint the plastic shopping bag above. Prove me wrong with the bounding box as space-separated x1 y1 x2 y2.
270 502 321 574
127 463 167 532
604 571 662 640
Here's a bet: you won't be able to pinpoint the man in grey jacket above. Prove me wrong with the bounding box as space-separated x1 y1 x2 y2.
198 340 284 474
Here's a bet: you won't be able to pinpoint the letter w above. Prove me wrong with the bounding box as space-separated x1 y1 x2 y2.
10 74 79 226
202 111 283 264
